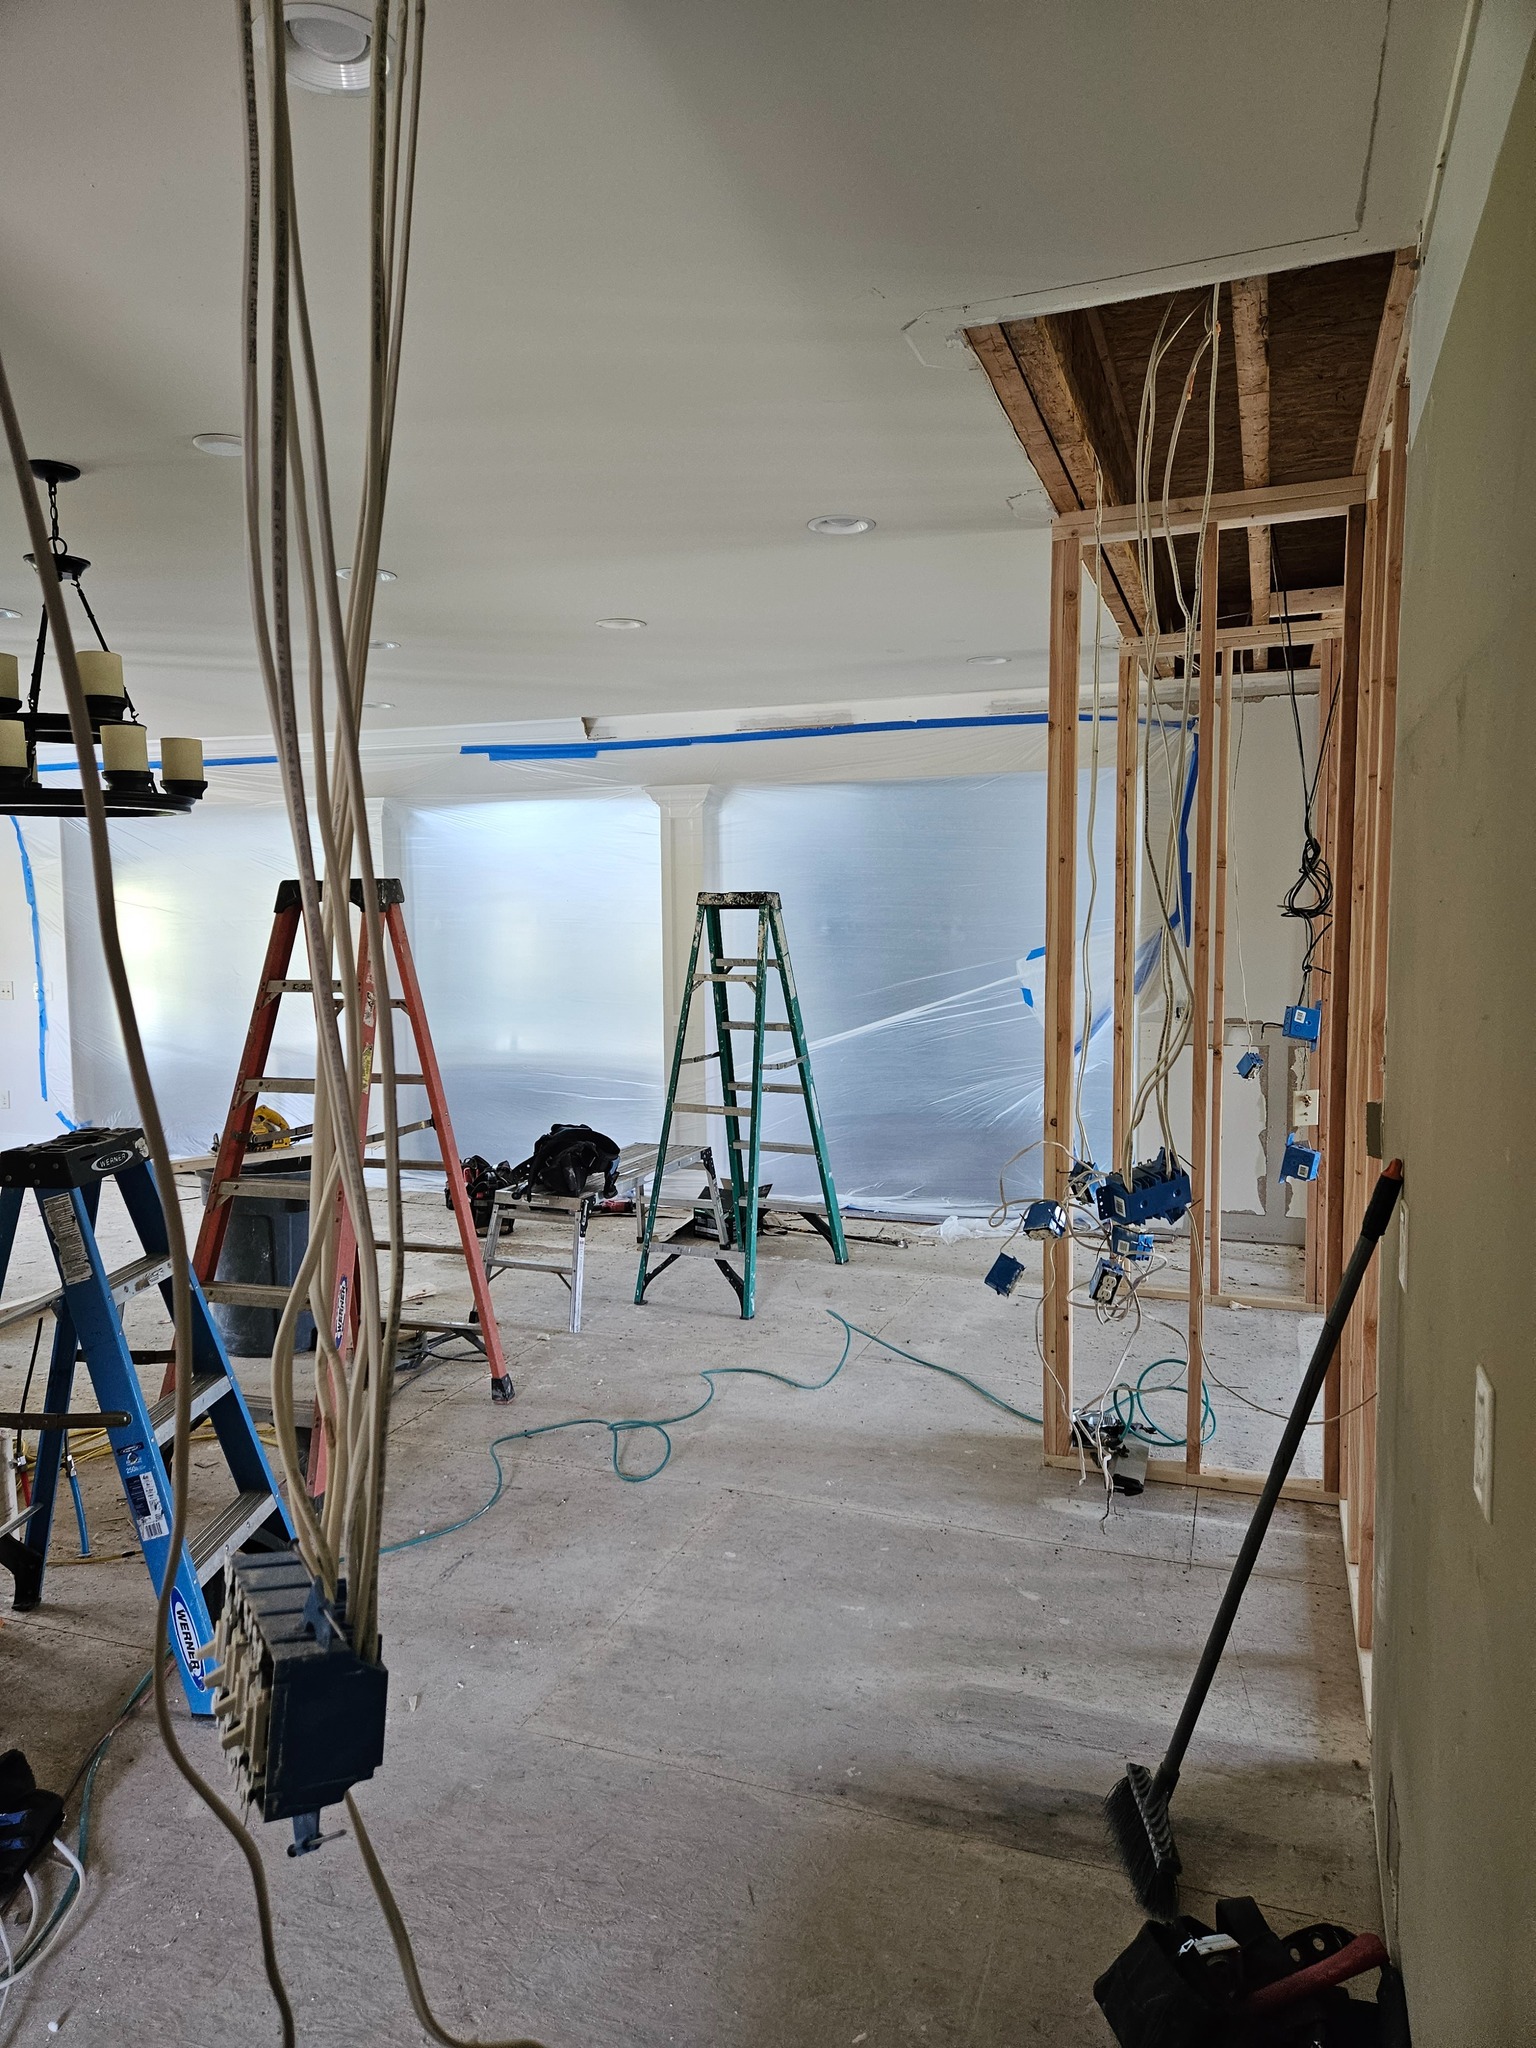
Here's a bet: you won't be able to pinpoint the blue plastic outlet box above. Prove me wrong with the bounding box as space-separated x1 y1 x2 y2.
984 1252 1027 1297
1279 1133 1322 1183
1283 1004 1322 1043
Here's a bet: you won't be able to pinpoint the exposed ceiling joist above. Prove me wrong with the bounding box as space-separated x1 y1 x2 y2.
1354 248 1419 474
966 318 1146 637
1229 274 1272 663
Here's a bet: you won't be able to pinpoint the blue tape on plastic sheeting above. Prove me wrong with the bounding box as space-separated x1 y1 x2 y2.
34 753 279 775
1175 733 1198 944
463 710 1069 762
9 816 49 1099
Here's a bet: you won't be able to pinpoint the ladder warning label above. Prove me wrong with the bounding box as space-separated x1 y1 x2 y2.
125 1469 169 1544
41 1193 94 1287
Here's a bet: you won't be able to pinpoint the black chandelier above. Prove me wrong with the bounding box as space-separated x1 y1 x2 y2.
1 460 207 818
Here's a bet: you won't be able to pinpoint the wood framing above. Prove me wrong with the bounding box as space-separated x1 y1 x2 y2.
1353 250 1418 475
1041 533 1081 1456
1319 500 1368 1493
1112 648 1138 1170
1230 275 1272 662
1054 474 1366 543
966 322 1145 635
1185 526 1220 1470
1208 652 1234 1294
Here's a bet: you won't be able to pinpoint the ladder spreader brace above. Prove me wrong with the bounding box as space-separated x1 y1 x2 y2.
635 892 847 1319
174 879 513 1497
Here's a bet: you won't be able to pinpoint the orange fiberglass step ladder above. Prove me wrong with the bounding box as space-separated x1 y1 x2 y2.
167 879 511 1491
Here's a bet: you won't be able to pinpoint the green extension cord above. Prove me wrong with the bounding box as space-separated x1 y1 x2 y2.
382 1310 1044 1556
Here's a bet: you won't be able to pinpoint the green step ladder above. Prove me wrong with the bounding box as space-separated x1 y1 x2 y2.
635 892 847 1318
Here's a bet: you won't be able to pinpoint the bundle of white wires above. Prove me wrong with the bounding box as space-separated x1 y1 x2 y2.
0 5 546 2040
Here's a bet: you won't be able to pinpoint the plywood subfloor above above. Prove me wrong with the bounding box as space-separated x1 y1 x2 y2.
968 249 1414 641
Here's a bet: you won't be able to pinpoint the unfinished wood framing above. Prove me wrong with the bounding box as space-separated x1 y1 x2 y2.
1184 530 1220 1470
1230 275 1272 665
1208 650 1234 1295
1041 468 1387 1503
1112 648 1138 1170
1040 533 1081 1456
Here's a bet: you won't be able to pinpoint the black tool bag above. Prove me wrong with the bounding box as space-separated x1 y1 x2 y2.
506 1124 621 1202
453 1154 508 1235
1094 1896 1410 2048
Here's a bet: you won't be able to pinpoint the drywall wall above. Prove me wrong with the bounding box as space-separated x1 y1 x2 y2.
0 818 73 1143
1372 45 1536 2044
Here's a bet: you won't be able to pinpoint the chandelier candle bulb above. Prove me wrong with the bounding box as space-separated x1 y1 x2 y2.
0 719 28 773
0 652 18 712
100 722 149 776
76 648 126 717
160 737 204 783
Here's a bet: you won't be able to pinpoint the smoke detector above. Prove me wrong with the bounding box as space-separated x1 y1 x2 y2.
258 5 391 96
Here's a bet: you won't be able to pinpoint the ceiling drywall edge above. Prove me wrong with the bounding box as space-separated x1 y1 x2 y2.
1408 0 1536 435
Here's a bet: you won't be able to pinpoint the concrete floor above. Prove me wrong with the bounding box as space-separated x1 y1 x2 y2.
0 1193 1380 2045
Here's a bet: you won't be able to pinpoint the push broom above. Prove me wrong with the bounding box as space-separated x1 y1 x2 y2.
1105 1158 1404 1919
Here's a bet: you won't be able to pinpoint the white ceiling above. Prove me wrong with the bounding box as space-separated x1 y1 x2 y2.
0 0 1463 743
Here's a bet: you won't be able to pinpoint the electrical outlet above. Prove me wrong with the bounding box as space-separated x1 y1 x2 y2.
1472 1365 1495 1522
0 1091 9 1110
0 981 12 1000
1294 1088 1319 1126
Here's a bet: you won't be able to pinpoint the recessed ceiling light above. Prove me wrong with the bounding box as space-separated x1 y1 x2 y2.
0 608 21 621
192 432 243 458
369 640 400 651
596 617 646 630
807 515 875 536
337 567 398 583
364 700 394 710
967 654 1011 666
255 3 389 96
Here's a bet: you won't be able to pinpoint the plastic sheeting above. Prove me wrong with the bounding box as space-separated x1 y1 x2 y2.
63 811 318 1156
712 769 1116 1211
400 797 664 1165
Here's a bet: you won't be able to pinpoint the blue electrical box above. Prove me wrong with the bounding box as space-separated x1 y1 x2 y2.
984 1252 1027 1297
1068 1159 1104 1207
1109 1223 1155 1262
1279 1133 1322 1183
1283 1004 1322 1043
1090 1256 1129 1307
1023 1199 1067 1241
1235 1049 1263 1079
1097 1150 1192 1226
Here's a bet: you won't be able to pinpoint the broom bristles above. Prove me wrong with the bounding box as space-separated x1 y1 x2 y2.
1104 1763 1181 1921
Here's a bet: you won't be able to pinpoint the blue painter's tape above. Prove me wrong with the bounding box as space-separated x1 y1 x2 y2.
10 817 48 1100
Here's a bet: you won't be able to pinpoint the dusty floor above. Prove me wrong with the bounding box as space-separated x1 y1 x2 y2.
0 1190 1378 2045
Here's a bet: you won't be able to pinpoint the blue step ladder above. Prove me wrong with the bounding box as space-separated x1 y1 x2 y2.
0 1129 294 1715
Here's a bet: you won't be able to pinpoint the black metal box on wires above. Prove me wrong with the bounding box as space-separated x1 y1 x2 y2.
213 1547 388 1823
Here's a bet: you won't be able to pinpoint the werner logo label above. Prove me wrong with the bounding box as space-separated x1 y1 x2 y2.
90 1146 137 1174
333 1273 349 1347
170 1589 206 1690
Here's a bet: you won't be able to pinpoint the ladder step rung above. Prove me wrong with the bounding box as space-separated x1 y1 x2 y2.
714 957 761 968
671 1104 752 1117
148 1372 230 1446
266 979 342 993
190 1491 283 1584
397 1314 480 1335
107 1253 174 1302
380 1239 468 1255
694 972 759 985
204 1281 295 1308
722 1020 792 1031
651 1243 745 1263
242 1075 427 1096
730 1140 817 1154
759 1082 805 1093
487 1258 574 1277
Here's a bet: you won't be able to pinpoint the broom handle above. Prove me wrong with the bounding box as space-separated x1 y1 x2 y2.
1152 1160 1404 1797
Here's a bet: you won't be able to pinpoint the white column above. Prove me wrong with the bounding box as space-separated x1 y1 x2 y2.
648 786 712 1147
